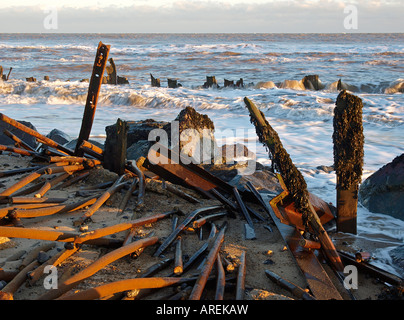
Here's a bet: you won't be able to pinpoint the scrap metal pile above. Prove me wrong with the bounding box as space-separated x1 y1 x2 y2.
0 42 402 301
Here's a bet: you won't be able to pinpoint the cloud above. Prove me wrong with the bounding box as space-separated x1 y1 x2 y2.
0 1 402 33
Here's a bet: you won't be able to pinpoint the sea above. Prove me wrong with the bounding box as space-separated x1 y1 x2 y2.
0 33 403 277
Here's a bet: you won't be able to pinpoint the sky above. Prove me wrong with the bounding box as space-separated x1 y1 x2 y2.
0 0 403 33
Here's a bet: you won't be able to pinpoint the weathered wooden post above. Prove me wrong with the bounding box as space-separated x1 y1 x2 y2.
203 76 219 88
333 90 364 234
168 78 181 88
104 118 128 175
150 74 160 87
106 58 117 85
244 97 344 272
75 42 110 156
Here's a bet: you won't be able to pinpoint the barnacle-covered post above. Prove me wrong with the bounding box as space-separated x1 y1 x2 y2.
244 97 344 272
333 90 364 235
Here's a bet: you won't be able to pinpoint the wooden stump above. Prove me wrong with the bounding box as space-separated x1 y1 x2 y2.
224 79 234 88
106 58 117 85
150 74 160 87
333 90 364 234
104 118 128 175
168 78 181 88
302 75 322 90
203 76 219 88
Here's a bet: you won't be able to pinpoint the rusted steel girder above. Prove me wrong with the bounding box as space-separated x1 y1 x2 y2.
0 113 75 156
75 42 110 156
58 277 188 300
142 142 234 197
38 236 159 300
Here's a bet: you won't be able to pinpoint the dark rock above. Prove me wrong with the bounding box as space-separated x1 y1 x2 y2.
64 138 104 151
302 75 324 90
37 251 50 264
44 76 50 81
105 107 219 163
46 128 71 145
26 77 36 82
0 120 38 149
126 119 169 148
168 79 182 89
104 119 168 162
202 161 282 194
164 106 219 162
117 76 129 85
127 140 152 161
359 154 404 220
221 143 255 163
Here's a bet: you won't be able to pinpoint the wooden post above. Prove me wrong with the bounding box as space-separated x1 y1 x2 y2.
244 97 344 272
104 118 128 175
75 42 110 156
203 76 218 88
150 74 160 87
333 90 364 235
106 58 117 85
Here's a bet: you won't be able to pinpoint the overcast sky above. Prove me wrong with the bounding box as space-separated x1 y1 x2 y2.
0 0 403 33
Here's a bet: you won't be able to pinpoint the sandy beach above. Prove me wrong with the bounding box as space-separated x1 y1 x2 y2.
0 150 398 301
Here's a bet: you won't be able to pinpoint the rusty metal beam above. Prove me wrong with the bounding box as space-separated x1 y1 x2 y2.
189 225 226 300
75 42 110 156
265 269 316 300
235 251 246 300
215 255 225 300
74 174 128 225
58 277 188 300
0 113 74 156
142 142 235 197
38 236 159 300
74 211 174 245
3 129 35 151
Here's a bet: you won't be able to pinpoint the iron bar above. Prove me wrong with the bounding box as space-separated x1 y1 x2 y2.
38 236 158 300
0 113 74 156
189 225 226 300
265 269 316 300
153 205 223 257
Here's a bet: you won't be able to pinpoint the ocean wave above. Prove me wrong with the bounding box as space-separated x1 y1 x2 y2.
365 59 400 66
384 79 404 94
